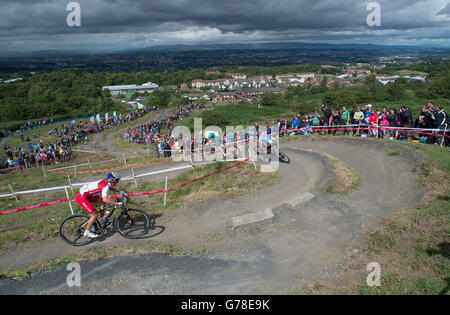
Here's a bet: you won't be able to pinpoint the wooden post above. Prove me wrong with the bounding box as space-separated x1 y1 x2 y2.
8 184 19 203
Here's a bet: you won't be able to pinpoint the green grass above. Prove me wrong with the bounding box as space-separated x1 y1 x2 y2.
295 140 450 295
185 103 295 130
403 142 450 173
367 231 396 254
360 273 447 295
358 142 450 295
387 150 401 156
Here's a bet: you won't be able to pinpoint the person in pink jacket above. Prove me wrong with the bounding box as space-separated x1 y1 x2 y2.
379 115 390 138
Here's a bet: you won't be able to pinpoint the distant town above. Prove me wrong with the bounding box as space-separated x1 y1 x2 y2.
101 61 433 106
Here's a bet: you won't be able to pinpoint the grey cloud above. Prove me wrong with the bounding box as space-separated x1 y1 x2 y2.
0 0 448 51
437 2 450 16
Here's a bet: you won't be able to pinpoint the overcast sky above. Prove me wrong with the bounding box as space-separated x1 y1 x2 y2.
1 0 449 53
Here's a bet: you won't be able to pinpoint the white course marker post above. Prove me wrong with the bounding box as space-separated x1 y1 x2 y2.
87 157 92 169
123 153 127 166
65 187 74 215
8 184 19 203
42 163 47 177
68 175 74 194
440 125 447 148
163 176 168 208
131 168 138 188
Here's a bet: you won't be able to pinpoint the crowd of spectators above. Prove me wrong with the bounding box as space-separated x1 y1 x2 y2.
124 103 207 157
1 108 155 173
275 103 448 146
125 102 448 162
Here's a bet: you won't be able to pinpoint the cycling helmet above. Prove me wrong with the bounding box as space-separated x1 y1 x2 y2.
106 172 121 182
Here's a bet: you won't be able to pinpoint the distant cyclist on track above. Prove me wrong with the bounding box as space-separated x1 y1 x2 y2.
75 172 125 238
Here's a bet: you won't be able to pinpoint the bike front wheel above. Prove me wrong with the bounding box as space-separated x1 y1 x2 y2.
59 214 96 246
115 208 150 239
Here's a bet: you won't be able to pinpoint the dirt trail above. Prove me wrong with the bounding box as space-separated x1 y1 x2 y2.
0 137 427 294
78 109 168 159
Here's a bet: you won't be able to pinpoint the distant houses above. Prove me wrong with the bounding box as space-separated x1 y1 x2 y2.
191 76 273 90
102 63 428 108
181 93 211 101
181 87 288 104
212 87 287 104
103 82 159 96
0 78 23 84
375 74 426 85
226 73 247 80
275 73 316 86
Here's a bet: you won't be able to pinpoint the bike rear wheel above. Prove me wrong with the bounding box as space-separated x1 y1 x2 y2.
59 214 97 246
279 151 290 164
115 208 150 239
223 146 241 160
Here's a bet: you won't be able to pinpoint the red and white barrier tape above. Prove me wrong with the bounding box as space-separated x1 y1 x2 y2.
0 159 249 216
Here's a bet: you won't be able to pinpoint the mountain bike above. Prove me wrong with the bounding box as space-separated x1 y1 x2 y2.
59 192 153 246
203 141 241 161
252 138 290 164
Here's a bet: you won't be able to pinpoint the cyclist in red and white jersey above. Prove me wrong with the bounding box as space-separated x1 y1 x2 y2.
75 172 124 238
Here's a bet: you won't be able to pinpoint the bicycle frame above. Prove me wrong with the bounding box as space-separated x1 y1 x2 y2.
91 194 128 233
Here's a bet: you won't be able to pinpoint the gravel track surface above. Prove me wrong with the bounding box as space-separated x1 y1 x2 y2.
0 137 426 294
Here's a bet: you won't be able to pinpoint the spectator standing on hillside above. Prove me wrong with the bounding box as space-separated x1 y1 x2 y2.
399 106 413 139
434 104 448 146
368 108 379 138
379 114 390 138
292 114 301 134
311 111 321 135
353 107 364 136
331 111 342 135
363 105 372 134
387 108 397 140
342 106 350 135
321 105 332 135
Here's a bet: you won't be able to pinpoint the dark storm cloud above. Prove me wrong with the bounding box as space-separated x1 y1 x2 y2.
0 0 449 50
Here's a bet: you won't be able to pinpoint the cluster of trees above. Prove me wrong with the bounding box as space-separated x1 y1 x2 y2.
0 68 227 123
320 74 449 109
0 69 118 122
